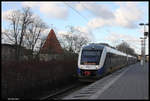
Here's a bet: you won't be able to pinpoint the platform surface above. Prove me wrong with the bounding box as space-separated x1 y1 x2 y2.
63 62 149 100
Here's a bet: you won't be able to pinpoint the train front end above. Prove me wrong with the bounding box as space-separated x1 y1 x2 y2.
77 44 105 81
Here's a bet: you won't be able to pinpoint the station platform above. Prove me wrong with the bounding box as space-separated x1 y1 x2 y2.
63 62 149 100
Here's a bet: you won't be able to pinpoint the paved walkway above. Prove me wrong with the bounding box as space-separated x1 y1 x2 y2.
63 62 149 100
97 62 149 99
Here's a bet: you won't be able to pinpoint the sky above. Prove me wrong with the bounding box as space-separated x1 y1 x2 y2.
1 1 149 55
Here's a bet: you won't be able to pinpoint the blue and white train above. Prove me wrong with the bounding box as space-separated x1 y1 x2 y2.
77 43 137 81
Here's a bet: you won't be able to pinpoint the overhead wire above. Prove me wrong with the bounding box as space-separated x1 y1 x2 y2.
64 2 95 43
64 2 89 23
64 2 143 54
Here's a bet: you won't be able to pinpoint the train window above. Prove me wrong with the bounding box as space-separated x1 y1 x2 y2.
80 50 103 65
109 53 115 59
82 50 101 56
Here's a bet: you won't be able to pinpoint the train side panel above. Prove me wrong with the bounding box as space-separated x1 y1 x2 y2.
77 44 137 82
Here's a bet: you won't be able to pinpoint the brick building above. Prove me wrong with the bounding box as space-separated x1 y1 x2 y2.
40 29 63 61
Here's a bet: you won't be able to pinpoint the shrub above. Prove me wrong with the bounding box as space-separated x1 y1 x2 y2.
2 58 78 99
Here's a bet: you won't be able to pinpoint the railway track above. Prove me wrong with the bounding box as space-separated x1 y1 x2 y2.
39 72 116 100
39 64 130 100
40 81 91 100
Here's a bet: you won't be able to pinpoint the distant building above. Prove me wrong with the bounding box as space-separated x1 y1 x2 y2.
146 55 149 62
138 55 149 62
40 29 63 61
1 44 16 61
137 55 142 61
1 44 32 61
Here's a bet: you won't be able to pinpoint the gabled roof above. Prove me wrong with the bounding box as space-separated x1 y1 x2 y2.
40 29 63 54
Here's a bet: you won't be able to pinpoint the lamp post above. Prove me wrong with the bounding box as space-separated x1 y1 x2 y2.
140 37 145 66
139 23 149 66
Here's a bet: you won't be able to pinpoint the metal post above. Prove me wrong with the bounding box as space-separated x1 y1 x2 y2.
139 23 149 66
143 25 146 65
140 38 144 66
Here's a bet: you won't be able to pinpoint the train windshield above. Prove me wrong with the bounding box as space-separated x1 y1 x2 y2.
80 50 102 65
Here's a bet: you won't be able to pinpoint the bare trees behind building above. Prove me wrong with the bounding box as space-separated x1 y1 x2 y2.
2 7 48 61
59 26 90 54
2 7 90 61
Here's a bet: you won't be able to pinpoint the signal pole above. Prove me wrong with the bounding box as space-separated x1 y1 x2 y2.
139 23 149 66
140 37 145 66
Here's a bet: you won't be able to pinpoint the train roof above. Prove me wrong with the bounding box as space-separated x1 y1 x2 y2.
82 43 105 50
105 46 127 56
82 43 136 58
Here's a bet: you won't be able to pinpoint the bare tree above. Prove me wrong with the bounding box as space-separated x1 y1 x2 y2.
116 42 137 56
2 10 21 45
2 7 48 61
24 17 48 59
34 36 47 59
60 26 90 53
73 35 89 53
17 7 34 60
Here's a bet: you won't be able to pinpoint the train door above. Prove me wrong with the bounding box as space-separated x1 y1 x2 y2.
103 53 112 74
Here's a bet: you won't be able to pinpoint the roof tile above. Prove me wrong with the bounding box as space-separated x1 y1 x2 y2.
41 29 63 54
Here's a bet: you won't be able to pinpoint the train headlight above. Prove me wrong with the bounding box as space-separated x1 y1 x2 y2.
80 66 83 69
96 66 99 69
